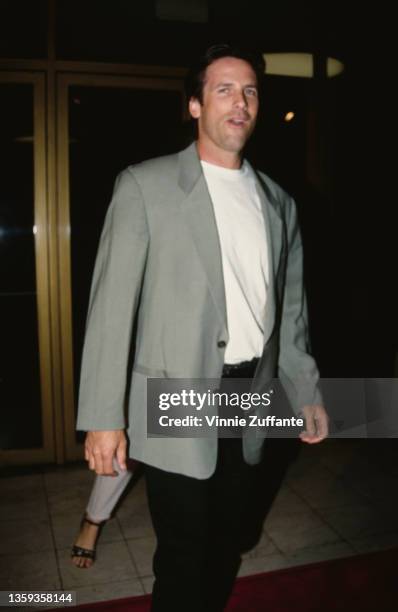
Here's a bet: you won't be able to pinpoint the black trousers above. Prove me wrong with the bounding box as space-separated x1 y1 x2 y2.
146 436 263 612
145 359 267 612
144 359 301 611
145 435 300 612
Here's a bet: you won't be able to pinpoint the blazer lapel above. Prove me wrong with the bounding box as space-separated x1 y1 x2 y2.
177 143 286 348
178 143 228 336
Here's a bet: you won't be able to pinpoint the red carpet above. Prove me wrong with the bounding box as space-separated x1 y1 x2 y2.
66 548 398 612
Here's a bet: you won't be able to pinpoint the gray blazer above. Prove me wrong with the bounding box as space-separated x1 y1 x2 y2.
77 142 322 478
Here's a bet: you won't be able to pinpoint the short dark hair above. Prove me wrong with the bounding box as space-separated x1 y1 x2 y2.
185 43 266 103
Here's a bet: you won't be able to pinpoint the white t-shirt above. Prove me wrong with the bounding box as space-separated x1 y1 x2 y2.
201 160 269 364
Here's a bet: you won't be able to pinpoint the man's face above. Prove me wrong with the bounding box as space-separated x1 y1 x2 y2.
189 57 259 159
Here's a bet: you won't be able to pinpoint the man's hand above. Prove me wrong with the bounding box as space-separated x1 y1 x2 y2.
299 405 328 444
84 430 127 475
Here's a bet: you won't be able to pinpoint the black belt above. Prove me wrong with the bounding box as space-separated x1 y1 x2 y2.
222 357 259 379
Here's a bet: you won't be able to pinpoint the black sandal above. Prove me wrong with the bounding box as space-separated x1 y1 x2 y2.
71 515 106 567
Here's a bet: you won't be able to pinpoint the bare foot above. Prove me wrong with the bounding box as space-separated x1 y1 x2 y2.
71 516 103 568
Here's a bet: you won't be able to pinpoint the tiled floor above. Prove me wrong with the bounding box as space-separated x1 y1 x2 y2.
1 438 398 607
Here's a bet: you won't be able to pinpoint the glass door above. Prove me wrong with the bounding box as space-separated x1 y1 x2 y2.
0 73 55 466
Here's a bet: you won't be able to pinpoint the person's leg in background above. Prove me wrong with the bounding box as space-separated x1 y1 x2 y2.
71 459 134 568
85 459 135 522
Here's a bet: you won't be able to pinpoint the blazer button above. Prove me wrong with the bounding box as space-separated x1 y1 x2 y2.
217 340 226 348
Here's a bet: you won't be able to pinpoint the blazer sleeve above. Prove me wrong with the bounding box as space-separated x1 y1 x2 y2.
76 168 149 431
277 196 323 414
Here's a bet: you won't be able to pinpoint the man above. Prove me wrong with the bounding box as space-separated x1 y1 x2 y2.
77 44 328 611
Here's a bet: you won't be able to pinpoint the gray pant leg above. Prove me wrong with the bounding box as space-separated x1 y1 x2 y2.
86 460 133 522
